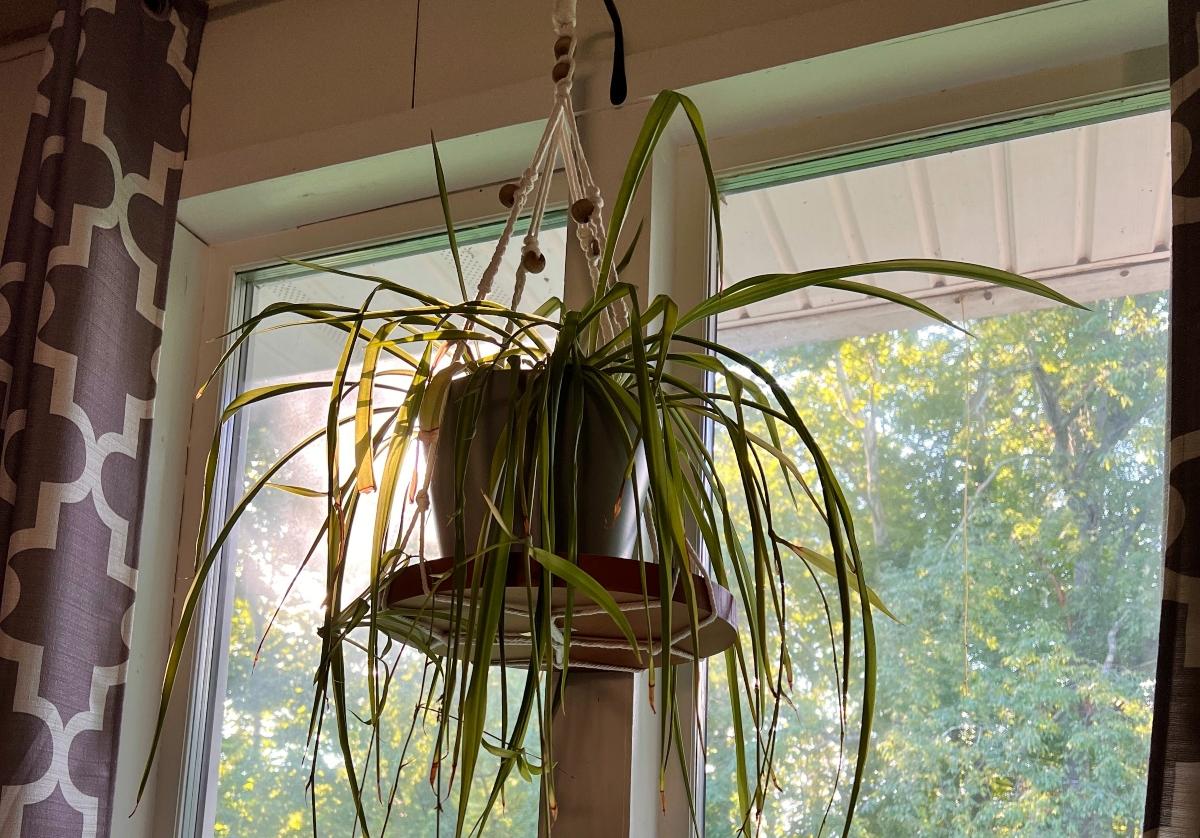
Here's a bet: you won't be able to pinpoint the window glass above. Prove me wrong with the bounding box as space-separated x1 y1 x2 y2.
705 109 1168 836
213 224 567 836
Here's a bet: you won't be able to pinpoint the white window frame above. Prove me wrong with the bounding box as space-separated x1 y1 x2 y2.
146 187 597 838
682 95 1170 834
663 52 1168 838
111 7 1169 836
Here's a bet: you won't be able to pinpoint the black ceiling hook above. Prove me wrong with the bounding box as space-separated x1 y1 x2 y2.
601 0 627 105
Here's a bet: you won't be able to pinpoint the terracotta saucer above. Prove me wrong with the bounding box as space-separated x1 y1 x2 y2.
382 552 738 670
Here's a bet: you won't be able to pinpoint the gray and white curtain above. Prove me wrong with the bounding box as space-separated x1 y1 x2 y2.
1147 2 1200 835
0 1 204 836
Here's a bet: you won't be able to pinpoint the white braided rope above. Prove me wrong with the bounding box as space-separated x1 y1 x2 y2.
475 105 562 301
465 0 629 345
563 100 629 335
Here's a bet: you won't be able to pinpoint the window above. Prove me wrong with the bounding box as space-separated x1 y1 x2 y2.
201 220 568 837
705 102 1168 835
162 78 1172 838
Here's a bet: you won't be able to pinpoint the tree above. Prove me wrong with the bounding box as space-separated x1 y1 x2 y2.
705 292 1165 836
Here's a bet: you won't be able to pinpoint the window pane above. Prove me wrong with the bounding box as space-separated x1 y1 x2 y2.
213 226 567 836
705 110 1168 836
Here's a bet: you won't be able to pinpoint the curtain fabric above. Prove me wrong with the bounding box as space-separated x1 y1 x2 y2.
0 2 205 836
1148 2 1200 835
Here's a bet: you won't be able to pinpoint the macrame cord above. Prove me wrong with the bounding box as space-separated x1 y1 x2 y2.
402 0 716 673
473 0 630 339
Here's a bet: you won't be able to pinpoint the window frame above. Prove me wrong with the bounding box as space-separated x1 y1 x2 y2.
683 91 1171 835
181 207 577 837
139 187 588 838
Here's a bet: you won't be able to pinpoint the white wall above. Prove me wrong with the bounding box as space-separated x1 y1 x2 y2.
187 0 904 165
175 0 1167 244
0 0 1168 247
187 0 1075 172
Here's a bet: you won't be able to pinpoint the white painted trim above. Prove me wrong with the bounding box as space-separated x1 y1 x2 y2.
112 224 209 838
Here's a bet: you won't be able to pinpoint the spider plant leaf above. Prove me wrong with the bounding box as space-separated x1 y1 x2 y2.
597 91 723 302
221 380 331 422
479 489 515 539
137 412 338 805
664 371 818 515
362 347 436 770
280 257 445 306
596 92 675 295
678 330 877 832
682 259 1083 328
197 301 358 399
533 295 564 319
618 287 690 768
723 647 752 824
555 368 587 695
622 286 689 561
475 580 551 836
431 133 469 301
452 369 534 837
266 482 324 498
324 299 373 836
675 93 723 279
481 740 525 761
649 294 678 390
261 408 400 668
188 378 333 577
778 539 898 621
355 320 399 493
415 363 461 432
669 696 702 834
615 217 645 275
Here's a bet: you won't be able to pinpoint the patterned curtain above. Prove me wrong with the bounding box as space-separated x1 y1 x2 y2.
0 2 205 836
1148 2 1200 835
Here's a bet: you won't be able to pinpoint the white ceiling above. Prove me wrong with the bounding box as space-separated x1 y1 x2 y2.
717 109 1171 348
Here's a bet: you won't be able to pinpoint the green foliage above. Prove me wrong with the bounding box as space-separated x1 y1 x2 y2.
705 293 1164 836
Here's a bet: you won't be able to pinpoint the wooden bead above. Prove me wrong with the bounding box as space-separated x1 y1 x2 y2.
522 249 547 274
553 35 572 58
552 60 571 83
498 182 518 208
570 198 595 224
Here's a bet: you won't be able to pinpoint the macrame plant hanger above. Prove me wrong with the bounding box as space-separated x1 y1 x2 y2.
385 0 737 674
472 0 629 341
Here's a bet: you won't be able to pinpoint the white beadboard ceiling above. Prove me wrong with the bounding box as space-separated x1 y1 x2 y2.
717 109 1171 349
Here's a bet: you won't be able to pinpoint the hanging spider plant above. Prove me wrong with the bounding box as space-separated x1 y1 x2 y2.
137 80 1080 838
